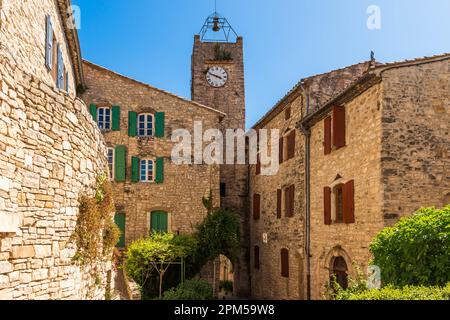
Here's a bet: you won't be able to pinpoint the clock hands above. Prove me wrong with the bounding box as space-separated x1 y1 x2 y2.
208 72 224 81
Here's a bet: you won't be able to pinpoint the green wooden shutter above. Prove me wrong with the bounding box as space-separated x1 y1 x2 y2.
89 104 97 122
114 146 126 182
155 157 164 184
155 112 165 138
112 106 121 131
151 211 168 233
128 111 137 137
131 157 140 183
114 213 126 248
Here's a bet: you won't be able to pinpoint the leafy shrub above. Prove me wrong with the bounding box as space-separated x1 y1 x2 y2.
370 206 450 287
187 208 240 278
125 233 198 299
335 283 450 300
162 280 213 300
219 280 233 294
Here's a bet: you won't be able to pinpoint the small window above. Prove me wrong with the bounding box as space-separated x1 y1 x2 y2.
140 159 154 182
253 194 261 220
107 148 114 181
98 107 111 131
254 246 260 269
285 106 291 120
334 184 344 223
138 113 154 137
281 248 289 278
220 183 227 197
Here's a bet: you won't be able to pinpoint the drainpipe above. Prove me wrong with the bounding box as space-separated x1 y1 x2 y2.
299 83 312 300
300 124 311 300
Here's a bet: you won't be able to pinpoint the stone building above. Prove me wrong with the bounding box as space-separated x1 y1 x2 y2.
191 30 250 296
298 53 450 299
0 0 113 299
81 60 224 244
249 62 372 299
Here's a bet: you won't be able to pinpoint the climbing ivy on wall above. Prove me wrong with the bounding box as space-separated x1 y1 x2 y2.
72 173 120 265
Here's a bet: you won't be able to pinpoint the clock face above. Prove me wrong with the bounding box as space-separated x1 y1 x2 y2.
206 66 228 88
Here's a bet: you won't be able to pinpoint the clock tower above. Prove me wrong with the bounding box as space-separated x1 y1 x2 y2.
191 13 250 297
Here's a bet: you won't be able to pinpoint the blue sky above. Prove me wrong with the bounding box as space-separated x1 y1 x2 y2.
73 0 450 128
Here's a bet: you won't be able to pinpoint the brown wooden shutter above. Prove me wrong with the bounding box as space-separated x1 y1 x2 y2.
285 185 295 217
277 189 282 219
287 130 296 160
256 154 261 175
324 116 332 155
324 187 332 225
281 248 289 278
254 246 260 269
253 194 261 220
333 106 346 149
343 180 355 224
279 137 284 164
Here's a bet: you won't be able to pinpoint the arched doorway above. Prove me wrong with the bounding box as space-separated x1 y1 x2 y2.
218 255 234 299
331 256 348 290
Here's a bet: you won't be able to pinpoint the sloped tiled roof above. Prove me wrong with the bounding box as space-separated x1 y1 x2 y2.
83 60 226 116
299 52 450 128
252 61 373 129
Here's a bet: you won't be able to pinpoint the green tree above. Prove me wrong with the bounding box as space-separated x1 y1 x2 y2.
370 206 450 287
125 233 197 299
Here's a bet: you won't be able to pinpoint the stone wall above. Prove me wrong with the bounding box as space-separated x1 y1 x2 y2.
191 35 250 297
249 62 370 300
308 84 384 300
380 59 450 222
0 54 112 299
0 0 112 300
250 95 306 300
81 61 222 243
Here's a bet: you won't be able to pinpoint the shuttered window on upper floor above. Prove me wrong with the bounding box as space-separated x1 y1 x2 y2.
324 106 346 155
253 194 261 220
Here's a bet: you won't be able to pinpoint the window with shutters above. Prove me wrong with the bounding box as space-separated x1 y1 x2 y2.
138 113 154 137
334 184 344 223
254 246 260 269
284 185 295 218
56 44 64 90
45 15 54 70
107 148 114 181
281 248 289 278
253 194 261 220
98 107 111 131
324 180 355 225
140 159 155 182
281 130 296 162
324 106 346 155
150 211 168 233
